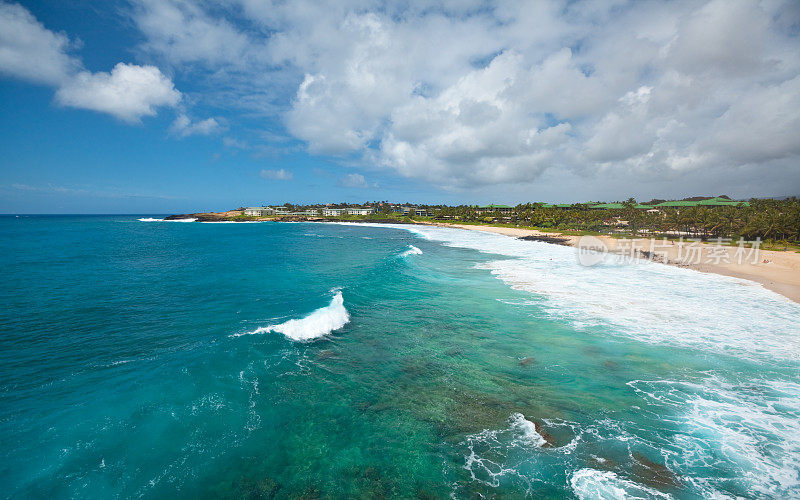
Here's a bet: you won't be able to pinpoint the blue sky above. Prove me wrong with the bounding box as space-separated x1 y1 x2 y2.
1 0 799 213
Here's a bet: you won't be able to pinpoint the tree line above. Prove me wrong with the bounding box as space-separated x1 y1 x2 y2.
428 198 800 243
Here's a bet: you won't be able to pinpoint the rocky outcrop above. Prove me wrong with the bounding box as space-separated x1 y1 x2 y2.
518 234 572 246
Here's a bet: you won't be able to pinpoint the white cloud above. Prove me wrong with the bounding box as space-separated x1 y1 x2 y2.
259 168 293 180
10 0 800 195
338 173 376 188
56 63 181 123
258 0 799 191
0 3 182 123
171 113 222 137
0 2 79 85
131 0 265 68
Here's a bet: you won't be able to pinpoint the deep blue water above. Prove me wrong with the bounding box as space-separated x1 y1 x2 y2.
1 215 799 498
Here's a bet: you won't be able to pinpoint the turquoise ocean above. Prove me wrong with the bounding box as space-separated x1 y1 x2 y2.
1 215 799 498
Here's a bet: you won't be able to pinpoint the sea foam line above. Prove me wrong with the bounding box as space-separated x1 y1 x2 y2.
138 217 197 222
233 291 349 342
338 223 800 361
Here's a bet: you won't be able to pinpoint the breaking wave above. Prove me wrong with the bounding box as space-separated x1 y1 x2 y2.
461 413 547 488
234 291 349 342
138 217 197 222
400 245 423 257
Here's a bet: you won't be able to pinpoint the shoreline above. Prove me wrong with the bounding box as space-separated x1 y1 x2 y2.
421 222 800 305
159 212 800 304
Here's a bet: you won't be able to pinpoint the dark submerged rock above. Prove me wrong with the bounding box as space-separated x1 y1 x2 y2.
632 451 682 488
533 420 557 447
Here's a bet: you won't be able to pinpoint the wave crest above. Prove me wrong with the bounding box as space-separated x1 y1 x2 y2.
237 291 349 342
138 217 197 222
400 245 423 257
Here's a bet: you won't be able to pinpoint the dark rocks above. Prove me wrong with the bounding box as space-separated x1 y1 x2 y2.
518 234 572 246
632 451 681 488
533 420 557 447
603 360 619 370
587 456 618 470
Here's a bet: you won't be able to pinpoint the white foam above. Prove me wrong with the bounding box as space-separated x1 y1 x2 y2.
347 223 800 361
400 245 423 257
509 413 546 447
570 469 673 500
629 377 800 497
234 291 349 342
461 413 548 488
141 217 197 222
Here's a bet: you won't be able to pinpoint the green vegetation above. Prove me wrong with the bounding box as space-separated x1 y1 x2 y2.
257 196 800 247
428 197 800 244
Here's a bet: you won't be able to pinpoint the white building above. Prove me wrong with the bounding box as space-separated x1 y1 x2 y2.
321 207 376 216
244 207 274 216
346 207 376 215
298 209 322 216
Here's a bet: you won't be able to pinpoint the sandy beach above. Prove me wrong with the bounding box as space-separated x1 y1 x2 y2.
424 222 800 304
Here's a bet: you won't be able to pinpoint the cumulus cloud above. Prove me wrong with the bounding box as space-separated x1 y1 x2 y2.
338 173 376 188
56 63 181 123
125 0 792 193
0 2 79 85
249 0 798 189
13 0 800 194
0 2 181 122
259 168 293 180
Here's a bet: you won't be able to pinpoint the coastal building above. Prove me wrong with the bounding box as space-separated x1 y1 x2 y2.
395 206 433 217
244 206 323 217
320 207 376 216
477 204 513 214
346 207 376 215
655 197 749 208
589 203 625 210
244 207 275 216
537 203 593 210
